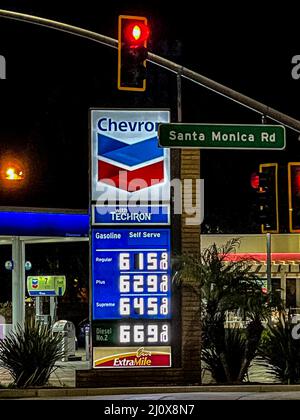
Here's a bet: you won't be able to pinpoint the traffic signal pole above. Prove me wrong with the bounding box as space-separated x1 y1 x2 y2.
266 233 272 292
1 9 300 132
177 71 182 123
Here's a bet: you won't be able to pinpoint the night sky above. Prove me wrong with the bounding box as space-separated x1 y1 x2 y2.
0 1 300 233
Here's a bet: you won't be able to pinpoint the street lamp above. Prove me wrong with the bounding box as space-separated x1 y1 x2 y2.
5 166 24 180
0 157 26 188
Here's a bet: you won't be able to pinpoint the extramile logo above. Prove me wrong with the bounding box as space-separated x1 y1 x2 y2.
0 55 6 79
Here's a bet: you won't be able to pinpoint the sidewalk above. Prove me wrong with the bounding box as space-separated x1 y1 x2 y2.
0 353 275 388
0 355 298 400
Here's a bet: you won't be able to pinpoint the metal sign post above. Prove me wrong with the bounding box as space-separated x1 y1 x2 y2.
266 233 272 292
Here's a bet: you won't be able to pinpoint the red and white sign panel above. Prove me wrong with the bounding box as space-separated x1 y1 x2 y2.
91 109 170 203
93 346 172 368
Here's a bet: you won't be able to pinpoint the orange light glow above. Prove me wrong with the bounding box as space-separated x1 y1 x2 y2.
5 167 24 180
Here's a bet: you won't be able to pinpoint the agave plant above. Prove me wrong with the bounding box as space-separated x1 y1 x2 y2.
258 318 300 384
0 320 64 388
202 327 248 383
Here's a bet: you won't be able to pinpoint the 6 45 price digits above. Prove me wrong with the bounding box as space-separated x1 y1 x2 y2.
120 297 169 316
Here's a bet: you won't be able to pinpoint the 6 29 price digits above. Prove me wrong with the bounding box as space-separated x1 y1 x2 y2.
119 274 168 293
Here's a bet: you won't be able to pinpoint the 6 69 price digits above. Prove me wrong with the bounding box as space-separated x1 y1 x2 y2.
119 323 170 344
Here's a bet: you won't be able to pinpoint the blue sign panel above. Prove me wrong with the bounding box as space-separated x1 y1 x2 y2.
28 290 57 296
92 229 171 320
0 211 88 237
92 205 170 225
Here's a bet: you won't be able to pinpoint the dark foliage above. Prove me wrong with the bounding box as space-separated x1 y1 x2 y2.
258 319 300 384
0 320 64 388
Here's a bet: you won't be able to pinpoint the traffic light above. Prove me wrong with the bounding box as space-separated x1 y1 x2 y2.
118 15 150 91
255 163 279 233
288 162 300 232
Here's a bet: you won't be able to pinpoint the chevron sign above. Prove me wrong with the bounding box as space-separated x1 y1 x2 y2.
91 109 170 203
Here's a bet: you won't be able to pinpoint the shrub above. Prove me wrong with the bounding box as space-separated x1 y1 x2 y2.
258 319 300 384
202 317 264 383
0 320 64 388
202 327 247 383
177 238 277 384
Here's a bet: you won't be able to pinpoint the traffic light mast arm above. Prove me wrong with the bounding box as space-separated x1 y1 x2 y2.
0 8 118 49
1 9 300 132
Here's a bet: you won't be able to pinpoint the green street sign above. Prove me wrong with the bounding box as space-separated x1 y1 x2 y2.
158 123 286 150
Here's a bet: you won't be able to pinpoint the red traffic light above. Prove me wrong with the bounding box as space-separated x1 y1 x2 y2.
124 21 150 46
257 163 279 234
118 15 149 91
293 169 300 194
288 162 300 232
250 172 259 190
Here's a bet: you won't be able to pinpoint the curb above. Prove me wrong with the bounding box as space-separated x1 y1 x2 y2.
1 384 300 399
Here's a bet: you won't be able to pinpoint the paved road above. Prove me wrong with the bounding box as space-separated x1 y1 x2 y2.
18 391 300 400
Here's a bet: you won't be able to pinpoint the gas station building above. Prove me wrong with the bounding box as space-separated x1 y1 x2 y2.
0 207 89 338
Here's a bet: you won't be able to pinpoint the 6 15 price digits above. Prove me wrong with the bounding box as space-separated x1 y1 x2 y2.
119 252 168 271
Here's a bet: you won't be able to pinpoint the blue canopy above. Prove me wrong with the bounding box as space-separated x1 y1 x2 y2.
0 210 89 237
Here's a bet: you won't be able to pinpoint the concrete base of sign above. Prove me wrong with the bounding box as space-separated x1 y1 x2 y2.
76 368 201 388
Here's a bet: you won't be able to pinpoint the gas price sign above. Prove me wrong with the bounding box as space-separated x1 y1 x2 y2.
92 228 172 367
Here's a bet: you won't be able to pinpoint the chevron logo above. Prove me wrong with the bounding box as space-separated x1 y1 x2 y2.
31 279 39 289
97 134 165 192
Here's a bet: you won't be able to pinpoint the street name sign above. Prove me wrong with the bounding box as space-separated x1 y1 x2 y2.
158 123 286 150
